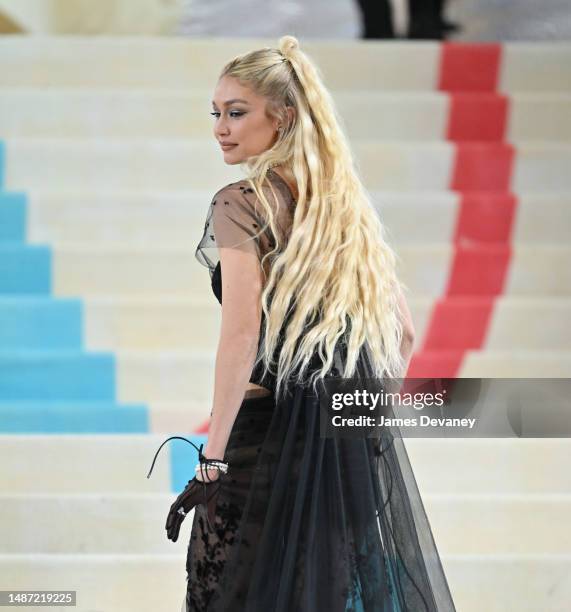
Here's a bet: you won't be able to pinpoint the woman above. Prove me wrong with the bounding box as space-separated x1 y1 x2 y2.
147 35 457 612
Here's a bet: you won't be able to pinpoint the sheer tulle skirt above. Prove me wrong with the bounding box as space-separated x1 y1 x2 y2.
184 350 456 612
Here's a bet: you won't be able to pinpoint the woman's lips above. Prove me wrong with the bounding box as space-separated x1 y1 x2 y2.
221 144 237 150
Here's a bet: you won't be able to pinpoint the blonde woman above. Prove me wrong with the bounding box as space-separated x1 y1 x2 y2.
147 35 456 612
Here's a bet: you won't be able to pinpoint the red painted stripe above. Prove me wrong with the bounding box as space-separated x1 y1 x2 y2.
417 243 511 376
451 143 515 191
408 350 464 379
447 93 509 142
423 297 494 350
453 193 518 245
195 420 210 434
446 244 512 295
438 43 502 92
411 43 516 379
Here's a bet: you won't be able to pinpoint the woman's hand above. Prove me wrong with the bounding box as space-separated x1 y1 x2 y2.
147 436 225 541
165 476 221 541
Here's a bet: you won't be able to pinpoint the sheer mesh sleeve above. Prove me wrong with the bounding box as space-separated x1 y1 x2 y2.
194 182 274 277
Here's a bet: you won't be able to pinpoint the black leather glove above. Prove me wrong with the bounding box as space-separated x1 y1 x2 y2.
146 436 225 542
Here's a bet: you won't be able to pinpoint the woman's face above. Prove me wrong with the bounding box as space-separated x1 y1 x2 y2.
211 75 280 164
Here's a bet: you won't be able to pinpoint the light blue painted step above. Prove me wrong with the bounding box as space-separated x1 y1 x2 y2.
0 297 83 349
0 401 148 433
0 192 26 242
0 245 51 294
0 351 116 400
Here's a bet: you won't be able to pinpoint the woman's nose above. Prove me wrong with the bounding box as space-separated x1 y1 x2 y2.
215 118 229 136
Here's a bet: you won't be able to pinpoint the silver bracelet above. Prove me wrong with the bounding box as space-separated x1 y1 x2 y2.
194 461 228 474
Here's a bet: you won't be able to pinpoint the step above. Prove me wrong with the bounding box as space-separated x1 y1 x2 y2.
118 349 571 400
428 494 571 556
0 553 187 612
0 401 148 433
83 296 219 351
1 37 570 93
1 436 569 495
400 245 571 297
0 37 440 91
9 244 562 298
19 191 571 246
0 244 50 294
0 296 219 351
1 370 569 435
3 295 569 352
0 351 116 400
445 554 571 612
1 89 570 142
0 191 26 242
486 297 571 350
0 435 171 494
79 296 571 352
412 296 571 351
509 92 571 141
2 345 570 405
0 399 209 436
3 139 571 192
459 349 571 377
0 349 214 404
404 438 571 495
502 42 571 93
119 377 571 436
411 348 571 378
0 553 568 612
0 493 569 556
0 297 82 350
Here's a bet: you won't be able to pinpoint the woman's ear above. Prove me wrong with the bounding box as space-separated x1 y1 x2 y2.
286 106 296 128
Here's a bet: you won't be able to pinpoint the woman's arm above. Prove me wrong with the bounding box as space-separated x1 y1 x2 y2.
397 287 416 376
199 246 265 478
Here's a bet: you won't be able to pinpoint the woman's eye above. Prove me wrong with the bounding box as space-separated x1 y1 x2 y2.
210 111 244 118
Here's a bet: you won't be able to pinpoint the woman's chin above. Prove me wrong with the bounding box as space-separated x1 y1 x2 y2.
222 155 243 165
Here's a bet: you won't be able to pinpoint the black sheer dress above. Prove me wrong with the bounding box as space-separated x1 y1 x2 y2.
183 169 457 611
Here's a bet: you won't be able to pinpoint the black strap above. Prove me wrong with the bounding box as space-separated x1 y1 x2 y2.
146 435 227 479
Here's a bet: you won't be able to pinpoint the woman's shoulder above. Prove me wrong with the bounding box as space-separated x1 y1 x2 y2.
211 174 290 204
210 179 255 204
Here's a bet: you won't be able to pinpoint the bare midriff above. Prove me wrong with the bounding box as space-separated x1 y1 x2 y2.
245 382 272 399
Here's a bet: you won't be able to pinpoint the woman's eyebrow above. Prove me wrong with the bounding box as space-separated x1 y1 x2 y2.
211 98 251 106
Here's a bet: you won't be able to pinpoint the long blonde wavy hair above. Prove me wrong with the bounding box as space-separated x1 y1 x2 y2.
219 35 407 401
